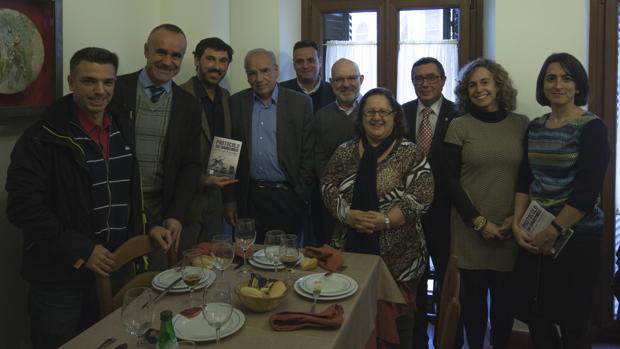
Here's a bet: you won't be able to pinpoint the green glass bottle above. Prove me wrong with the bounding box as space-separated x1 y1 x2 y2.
156 310 179 349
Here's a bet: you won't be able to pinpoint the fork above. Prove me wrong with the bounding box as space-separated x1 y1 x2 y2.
310 280 322 313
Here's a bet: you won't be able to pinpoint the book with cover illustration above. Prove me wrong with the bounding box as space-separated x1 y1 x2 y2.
518 200 574 259
207 137 242 178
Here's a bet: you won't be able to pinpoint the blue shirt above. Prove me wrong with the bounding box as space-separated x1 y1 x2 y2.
138 69 172 97
250 85 287 182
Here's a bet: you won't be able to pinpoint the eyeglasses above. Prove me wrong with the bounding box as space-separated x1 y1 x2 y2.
413 75 442 85
331 75 360 84
363 109 394 117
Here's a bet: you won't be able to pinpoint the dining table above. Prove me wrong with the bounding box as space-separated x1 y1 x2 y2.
60 249 405 349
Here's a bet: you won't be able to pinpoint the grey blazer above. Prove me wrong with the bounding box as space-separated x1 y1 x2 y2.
230 86 315 216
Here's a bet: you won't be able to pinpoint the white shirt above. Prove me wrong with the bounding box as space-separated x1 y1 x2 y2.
414 96 444 138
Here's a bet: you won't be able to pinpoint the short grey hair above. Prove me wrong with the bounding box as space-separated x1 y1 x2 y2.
244 48 277 69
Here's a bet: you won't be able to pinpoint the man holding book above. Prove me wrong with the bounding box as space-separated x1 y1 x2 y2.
181 37 237 243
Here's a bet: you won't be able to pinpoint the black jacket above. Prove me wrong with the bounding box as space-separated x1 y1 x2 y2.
5 95 145 288
109 71 202 227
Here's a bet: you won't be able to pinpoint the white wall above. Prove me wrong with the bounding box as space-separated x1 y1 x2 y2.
488 0 589 119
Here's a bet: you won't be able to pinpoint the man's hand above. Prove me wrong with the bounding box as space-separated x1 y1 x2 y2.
148 225 173 252
345 209 376 234
203 175 238 189
162 218 182 252
84 245 115 277
224 206 238 227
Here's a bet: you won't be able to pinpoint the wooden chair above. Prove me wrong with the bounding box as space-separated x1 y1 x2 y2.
435 255 461 349
95 235 175 317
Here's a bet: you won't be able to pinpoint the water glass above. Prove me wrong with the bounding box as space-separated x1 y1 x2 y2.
121 287 154 348
235 218 256 276
211 239 235 279
264 230 285 272
182 249 206 302
202 282 233 344
279 234 299 273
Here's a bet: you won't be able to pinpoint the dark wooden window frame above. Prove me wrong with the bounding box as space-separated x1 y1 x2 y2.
589 0 619 326
301 0 483 94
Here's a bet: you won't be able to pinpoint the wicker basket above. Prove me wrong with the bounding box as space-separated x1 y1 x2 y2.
234 281 289 312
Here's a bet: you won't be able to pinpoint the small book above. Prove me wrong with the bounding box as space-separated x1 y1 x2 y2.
206 137 242 178
518 200 574 259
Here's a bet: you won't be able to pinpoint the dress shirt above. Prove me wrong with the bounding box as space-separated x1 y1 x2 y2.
138 69 172 99
192 77 225 138
296 78 321 95
414 96 443 136
250 85 287 182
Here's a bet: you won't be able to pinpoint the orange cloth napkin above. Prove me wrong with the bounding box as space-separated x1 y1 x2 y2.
179 306 202 319
270 304 345 331
303 245 343 272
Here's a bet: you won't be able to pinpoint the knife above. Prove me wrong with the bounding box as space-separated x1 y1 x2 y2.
143 276 183 308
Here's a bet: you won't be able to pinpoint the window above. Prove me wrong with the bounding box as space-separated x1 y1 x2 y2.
302 0 482 100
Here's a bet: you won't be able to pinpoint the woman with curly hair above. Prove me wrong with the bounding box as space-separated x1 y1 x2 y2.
444 58 529 349
512 53 609 349
321 87 433 347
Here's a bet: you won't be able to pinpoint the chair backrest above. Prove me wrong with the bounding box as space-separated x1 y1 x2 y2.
435 255 460 349
437 296 461 349
95 234 157 317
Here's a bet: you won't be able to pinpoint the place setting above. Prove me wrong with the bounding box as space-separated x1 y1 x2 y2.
151 248 217 295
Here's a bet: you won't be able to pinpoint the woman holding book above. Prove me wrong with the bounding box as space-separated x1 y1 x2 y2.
511 53 610 349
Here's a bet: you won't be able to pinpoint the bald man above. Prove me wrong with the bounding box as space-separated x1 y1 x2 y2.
110 24 202 254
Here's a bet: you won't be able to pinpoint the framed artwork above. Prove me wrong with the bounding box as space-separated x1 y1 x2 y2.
0 0 62 123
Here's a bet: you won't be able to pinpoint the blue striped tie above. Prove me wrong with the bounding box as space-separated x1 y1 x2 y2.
148 86 165 103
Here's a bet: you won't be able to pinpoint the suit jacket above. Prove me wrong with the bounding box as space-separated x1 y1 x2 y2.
180 77 234 221
230 86 315 216
403 97 458 270
280 78 336 114
109 71 202 227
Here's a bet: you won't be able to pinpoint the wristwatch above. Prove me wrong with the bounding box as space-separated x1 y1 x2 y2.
550 220 565 234
384 214 391 230
472 216 488 232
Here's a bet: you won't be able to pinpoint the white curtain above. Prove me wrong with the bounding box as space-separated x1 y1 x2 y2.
325 40 377 97
396 40 458 104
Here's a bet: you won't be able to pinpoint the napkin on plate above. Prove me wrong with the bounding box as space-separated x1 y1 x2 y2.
269 304 344 331
179 306 202 319
303 245 343 272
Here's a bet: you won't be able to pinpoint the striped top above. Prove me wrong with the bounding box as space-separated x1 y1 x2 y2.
70 120 134 250
524 112 609 235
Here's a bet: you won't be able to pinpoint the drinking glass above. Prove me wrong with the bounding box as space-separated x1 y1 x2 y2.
202 282 233 344
211 240 235 279
279 234 299 274
182 249 206 303
121 287 155 348
264 230 285 272
235 218 256 276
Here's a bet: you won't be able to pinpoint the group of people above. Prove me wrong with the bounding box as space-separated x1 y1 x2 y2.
4 21 613 349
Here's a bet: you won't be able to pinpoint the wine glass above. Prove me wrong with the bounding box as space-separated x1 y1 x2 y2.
264 230 285 272
121 287 155 348
211 240 235 280
182 249 206 303
202 282 233 344
235 218 256 276
279 234 299 276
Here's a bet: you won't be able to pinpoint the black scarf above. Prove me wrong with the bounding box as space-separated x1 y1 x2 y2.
345 134 397 255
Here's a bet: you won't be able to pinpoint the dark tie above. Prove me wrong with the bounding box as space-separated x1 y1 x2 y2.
148 86 165 103
417 107 433 154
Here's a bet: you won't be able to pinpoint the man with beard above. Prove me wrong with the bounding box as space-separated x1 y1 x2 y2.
110 24 202 256
180 37 237 243
403 57 459 349
280 40 336 113
231 48 314 243
314 58 364 245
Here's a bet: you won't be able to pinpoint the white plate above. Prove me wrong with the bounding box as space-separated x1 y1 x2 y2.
298 273 357 297
173 308 245 342
293 276 358 301
152 267 216 293
251 248 282 266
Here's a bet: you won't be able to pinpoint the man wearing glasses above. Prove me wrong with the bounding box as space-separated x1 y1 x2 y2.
403 57 459 349
314 58 364 245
